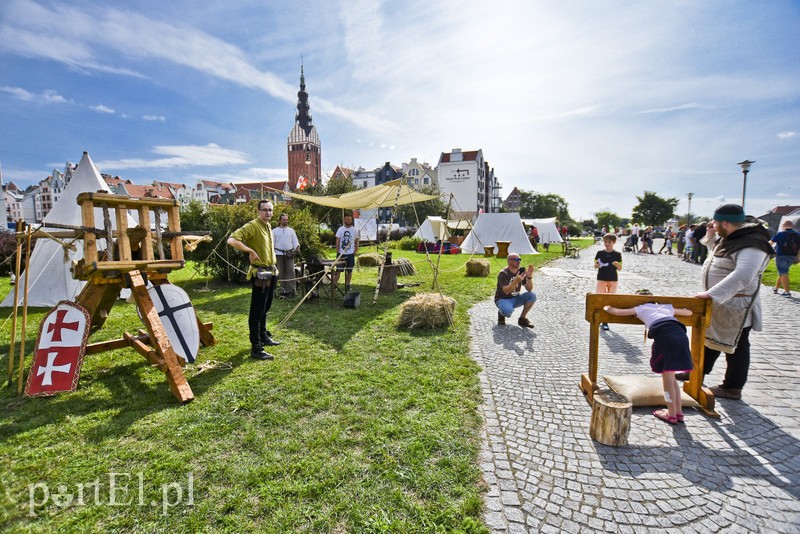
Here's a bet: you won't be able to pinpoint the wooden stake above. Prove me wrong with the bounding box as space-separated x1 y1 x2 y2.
7 222 24 385
17 227 33 396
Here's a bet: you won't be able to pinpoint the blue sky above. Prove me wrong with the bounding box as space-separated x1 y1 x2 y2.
1 0 798 221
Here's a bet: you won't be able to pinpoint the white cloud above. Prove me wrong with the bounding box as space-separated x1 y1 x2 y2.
777 131 796 140
142 115 166 122
0 85 68 104
91 104 115 114
97 144 251 170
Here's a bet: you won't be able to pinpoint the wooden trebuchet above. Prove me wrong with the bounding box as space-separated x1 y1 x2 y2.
589 388 632 447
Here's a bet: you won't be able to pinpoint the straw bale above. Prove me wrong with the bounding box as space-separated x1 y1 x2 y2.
398 292 455 329
466 259 490 277
358 253 383 267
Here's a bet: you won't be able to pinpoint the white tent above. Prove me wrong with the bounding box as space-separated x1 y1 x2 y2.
521 217 564 244
461 213 537 255
413 216 451 243
2 152 132 308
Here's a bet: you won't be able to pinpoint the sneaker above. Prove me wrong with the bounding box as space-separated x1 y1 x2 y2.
773 287 779 294
498 312 506 325
709 385 742 400
518 317 534 328
601 323 609 331
783 292 792 298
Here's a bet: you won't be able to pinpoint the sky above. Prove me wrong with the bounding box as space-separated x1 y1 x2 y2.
1 0 799 222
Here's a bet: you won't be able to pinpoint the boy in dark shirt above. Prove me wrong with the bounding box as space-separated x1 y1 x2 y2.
594 233 623 331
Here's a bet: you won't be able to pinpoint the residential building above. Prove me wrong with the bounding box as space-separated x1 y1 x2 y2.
233 181 290 204
330 165 354 184
504 187 523 212
287 64 321 191
351 167 377 190
153 181 192 207
402 158 437 190
756 205 800 234
192 180 237 206
437 148 500 219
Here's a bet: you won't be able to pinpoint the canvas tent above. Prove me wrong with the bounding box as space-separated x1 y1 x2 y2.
1 151 134 308
279 179 439 210
460 213 537 255
521 217 563 244
413 216 451 243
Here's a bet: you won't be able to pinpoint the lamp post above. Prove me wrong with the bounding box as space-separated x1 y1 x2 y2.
737 160 754 211
687 192 693 225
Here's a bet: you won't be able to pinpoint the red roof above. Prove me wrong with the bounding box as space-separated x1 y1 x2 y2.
771 205 800 215
439 150 480 163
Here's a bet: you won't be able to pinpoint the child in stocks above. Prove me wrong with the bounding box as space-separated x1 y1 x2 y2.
603 302 693 424
595 234 622 331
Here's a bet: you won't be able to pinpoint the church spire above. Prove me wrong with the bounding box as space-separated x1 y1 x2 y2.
295 60 313 136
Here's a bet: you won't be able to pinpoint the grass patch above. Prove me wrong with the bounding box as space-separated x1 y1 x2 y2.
0 242 576 532
760 259 800 291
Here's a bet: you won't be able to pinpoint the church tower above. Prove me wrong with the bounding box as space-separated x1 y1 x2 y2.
287 63 321 191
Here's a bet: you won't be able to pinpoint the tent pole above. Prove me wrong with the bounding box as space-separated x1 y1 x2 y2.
373 183 403 304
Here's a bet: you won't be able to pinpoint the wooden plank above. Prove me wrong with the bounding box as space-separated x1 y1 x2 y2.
114 202 132 261
75 281 121 330
167 205 183 261
124 332 165 369
128 270 194 404
77 192 178 209
138 206 155 261
80 200 98 264
197 319 216 347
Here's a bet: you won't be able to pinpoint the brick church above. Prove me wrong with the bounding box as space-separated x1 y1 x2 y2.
287 64 321 191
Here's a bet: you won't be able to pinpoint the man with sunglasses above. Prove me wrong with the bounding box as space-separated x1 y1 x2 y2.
495 253 536 328
227 200 281 360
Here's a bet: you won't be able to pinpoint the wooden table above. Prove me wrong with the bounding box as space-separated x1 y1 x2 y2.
495 241 511 259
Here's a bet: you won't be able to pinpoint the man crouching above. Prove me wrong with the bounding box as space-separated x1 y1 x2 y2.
495 253 536 328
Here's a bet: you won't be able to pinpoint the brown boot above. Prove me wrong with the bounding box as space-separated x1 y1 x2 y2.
709 385 742 400
497 312 506 325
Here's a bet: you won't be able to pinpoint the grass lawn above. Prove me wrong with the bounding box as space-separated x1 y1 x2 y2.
760 260 800 292
0 241 582 533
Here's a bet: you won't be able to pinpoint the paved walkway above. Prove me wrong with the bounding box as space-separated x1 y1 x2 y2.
470 242 800 533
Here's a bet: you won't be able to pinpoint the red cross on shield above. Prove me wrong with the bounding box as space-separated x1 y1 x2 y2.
25 301 91 397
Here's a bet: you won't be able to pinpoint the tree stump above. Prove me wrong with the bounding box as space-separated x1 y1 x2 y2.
379 264 398 293
590 388 632 446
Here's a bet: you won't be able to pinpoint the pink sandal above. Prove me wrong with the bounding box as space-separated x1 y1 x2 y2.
676 413 685 423
653 409 678 425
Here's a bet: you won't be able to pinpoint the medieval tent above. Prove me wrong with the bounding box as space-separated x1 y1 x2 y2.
413 216 451 243
460 213 537 255
1 151 134 308
521 217 563 244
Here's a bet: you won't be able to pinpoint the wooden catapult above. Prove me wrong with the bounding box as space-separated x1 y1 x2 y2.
9 193 214 404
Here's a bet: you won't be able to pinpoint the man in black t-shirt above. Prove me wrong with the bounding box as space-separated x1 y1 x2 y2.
494 253 537 328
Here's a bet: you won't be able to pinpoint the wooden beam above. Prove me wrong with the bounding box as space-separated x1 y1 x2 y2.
127 270 194 404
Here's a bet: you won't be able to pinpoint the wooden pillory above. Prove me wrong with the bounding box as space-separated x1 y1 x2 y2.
581 293 717 418
21 193 215 403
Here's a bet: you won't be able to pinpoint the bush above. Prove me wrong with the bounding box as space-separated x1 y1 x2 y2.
319 228 336 247
0 230 18 276
179 201 326 282
394 236 421 251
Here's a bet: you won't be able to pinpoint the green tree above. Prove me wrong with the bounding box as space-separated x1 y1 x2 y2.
519 191 572 223
631 191 679 227
595 210 622 230
395 184 446 227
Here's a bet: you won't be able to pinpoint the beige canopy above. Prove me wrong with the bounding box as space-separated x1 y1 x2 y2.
277 179 440 209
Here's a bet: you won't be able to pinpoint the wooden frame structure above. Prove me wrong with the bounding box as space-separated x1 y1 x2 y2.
582 293 717 417
13 193 215 403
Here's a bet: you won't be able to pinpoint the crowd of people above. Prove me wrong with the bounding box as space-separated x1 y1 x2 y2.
494 203 797 421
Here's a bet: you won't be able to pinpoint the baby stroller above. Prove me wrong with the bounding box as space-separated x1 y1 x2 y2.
622 235 635 252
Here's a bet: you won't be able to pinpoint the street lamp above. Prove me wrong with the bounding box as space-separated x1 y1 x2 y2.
687 192 693 225
737 160 754 211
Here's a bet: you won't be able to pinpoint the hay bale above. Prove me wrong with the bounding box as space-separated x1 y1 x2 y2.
395 258 417 276
398 293 456 329
358 253 382 267
466 259 490 277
